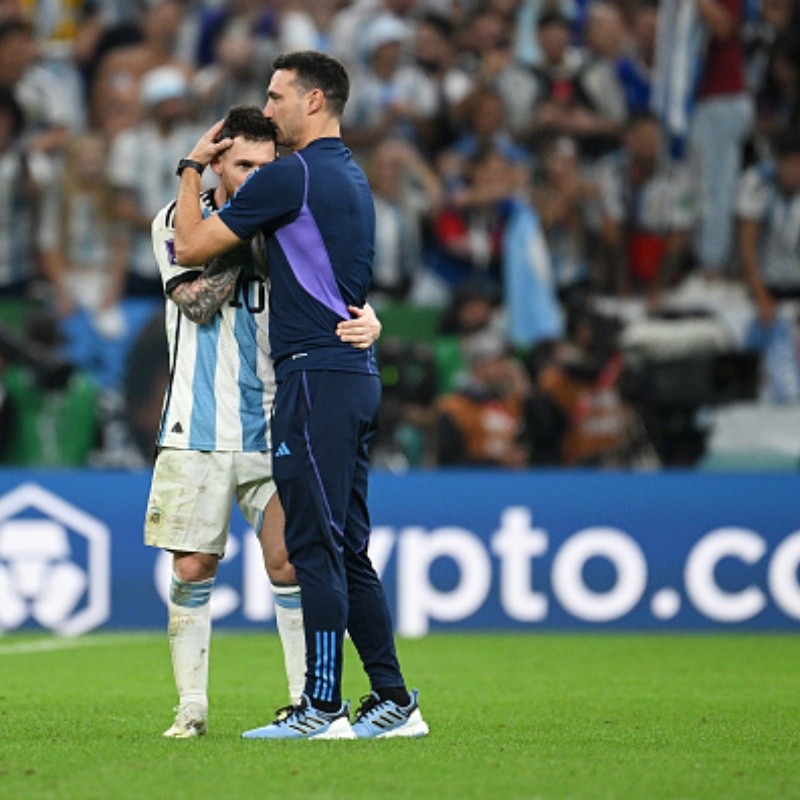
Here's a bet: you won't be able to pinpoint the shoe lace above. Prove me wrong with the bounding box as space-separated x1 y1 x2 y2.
272 701 307 726
354 693 382 722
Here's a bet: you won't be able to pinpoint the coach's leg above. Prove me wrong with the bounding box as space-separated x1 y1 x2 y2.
343 418 408 704
164 550 217 736
259 492 305 705
344 384 427 739
272 371 350 712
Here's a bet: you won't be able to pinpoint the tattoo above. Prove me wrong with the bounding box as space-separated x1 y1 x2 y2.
170 266 241 325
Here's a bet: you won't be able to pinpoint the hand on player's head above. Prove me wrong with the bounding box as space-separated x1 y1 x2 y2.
187 119 234 168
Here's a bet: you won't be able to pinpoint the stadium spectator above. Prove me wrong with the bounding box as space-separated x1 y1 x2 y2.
744 0 797 99
752 32 800 155
107 65 206 298
653 0 754 279
329 0 416 65
452 8 539 141
191 15 273 122
523 9 625 158
341 14 422 165
0 86 60 299
388 12 472 159
439 281 501 338
436 326 531 467
42 131 126 317
531 134 599 306
0 17 75 153
594 112 696 300
93 0 189 81
437 85 529 192
193 0 278 69
738 128 800 327
171 50 427 741
680 0 754 277
277 0 338 55
367 137 442 305
575 1 629 156
615 0 658 116
430 143 527 296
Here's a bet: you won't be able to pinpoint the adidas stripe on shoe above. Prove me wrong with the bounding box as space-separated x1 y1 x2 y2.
351 689 429 739
241 694 355 740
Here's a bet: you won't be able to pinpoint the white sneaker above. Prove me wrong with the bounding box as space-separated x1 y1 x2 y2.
241 695 355 740
351 689 429 739
163 703 208 738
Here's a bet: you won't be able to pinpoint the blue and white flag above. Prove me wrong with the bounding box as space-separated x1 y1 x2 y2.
502 200 564 348
651 0 707 151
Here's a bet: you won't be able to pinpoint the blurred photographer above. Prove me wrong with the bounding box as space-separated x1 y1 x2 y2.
436 327 531 468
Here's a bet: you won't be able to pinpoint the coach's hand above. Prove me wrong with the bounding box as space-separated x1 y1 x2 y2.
337 303 381 349
186 119 234 168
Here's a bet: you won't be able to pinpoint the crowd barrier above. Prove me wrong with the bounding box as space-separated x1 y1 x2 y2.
0 469 798 636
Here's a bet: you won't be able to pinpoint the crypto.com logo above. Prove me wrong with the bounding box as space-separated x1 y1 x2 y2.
0 483 110 635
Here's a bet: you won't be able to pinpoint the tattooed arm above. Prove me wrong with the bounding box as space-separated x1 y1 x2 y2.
169 262 240 325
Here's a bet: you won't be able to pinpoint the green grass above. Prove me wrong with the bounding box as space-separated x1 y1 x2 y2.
0 632 798 800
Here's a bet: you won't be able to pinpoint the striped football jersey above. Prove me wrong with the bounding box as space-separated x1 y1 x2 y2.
151 188 275 452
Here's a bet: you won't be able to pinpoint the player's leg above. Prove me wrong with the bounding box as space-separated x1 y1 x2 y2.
163 549 218 738
260 493 306 705
145 449 235 738
235 454 305 705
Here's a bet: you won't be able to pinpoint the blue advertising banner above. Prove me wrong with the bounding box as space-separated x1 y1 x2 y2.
0 469 798 635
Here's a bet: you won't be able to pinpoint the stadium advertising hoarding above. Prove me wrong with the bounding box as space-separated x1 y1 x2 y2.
0 469 798 635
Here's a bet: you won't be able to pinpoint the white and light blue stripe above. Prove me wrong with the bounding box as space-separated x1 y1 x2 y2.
153 193 275 453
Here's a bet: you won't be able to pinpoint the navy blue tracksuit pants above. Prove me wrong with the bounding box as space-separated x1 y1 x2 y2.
271 369 404 708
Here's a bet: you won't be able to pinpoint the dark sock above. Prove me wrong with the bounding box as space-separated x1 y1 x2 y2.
309 698 340 714
376 686 410 707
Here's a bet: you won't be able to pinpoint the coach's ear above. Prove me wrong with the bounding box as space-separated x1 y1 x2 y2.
307 87 325 115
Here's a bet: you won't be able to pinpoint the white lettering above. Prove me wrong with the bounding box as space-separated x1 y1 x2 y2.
491 507 548 621
396 526 491 637
684 529 766 622
767 531 800 619
552 528 647 621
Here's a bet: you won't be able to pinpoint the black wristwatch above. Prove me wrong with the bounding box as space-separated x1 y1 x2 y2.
176 158 205 177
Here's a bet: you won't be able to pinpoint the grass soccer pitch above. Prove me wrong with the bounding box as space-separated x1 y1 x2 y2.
0 632 798 800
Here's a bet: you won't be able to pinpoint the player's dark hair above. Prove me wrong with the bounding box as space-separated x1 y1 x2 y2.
272 51 349 117
215 105 276 143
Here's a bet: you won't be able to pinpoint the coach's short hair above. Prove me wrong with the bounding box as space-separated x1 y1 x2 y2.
272 51 349 118
216 105 276 143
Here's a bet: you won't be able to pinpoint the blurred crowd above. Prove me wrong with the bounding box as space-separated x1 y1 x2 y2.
0 0 799 471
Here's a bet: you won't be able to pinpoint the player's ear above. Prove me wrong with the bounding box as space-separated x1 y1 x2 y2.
209 156 223 177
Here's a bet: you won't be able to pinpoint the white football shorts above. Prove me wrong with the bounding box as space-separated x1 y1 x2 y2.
144 449 276 555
